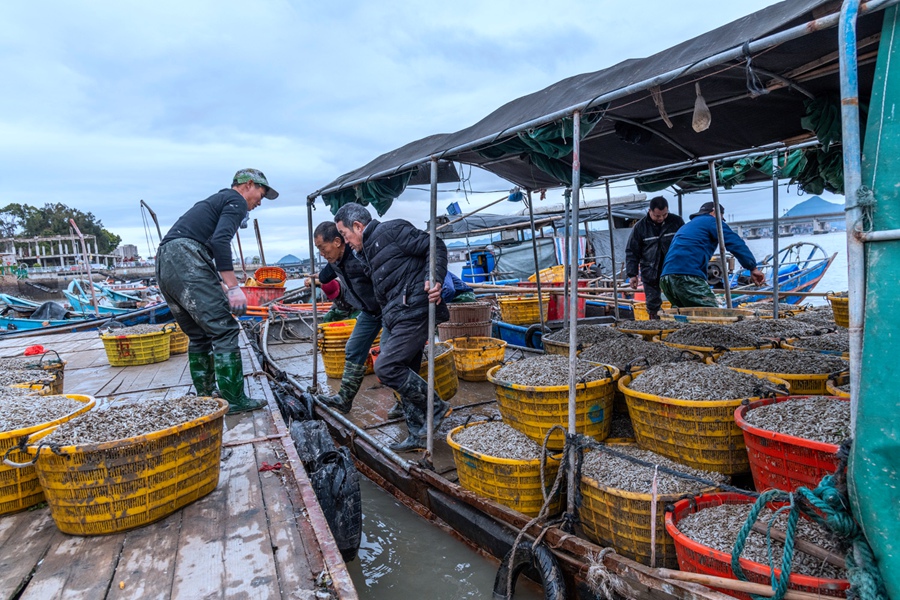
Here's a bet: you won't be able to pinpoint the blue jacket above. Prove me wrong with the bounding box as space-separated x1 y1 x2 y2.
660 215 757 280
440 272 473 304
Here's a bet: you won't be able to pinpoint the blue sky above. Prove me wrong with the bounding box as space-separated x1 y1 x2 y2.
0 0 841 262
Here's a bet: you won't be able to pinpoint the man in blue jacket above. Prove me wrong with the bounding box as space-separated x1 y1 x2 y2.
659 202 765 308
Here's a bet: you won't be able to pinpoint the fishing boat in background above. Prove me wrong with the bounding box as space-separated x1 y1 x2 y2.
62 290 136 316
0 293 42 313
727 242 835 306
0 302 172 336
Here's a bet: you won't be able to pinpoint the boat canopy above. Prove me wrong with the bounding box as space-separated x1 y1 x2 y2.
310 0 885 214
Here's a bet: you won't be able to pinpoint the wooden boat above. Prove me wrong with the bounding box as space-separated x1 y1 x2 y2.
727 242 836 306
0 293 42 312
0 302 172 337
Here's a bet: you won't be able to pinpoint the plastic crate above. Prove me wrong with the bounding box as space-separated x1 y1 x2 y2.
826 293 849 328
735 396 845 492
100 329 172 367
665 493 850 599
618 373 790 475
447 423 561 517
497 296 549 326
487 363 618 450
241 286 285 306
0 394 95 515
580 445 719 568
27 398 228 535
448 337 506 382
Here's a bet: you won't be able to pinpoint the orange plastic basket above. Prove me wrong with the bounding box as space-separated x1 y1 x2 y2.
252 266 287 288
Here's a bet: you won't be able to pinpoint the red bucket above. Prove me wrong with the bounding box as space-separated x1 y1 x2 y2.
665 493 849 600
735 396 845 492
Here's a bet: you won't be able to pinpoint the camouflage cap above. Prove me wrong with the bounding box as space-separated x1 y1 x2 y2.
232 168 279 199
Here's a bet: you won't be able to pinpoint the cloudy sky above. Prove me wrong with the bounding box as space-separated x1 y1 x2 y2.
0 0 843 263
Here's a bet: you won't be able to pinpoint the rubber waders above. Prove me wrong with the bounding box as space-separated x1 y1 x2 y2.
318 361 367 414
213 351 265 414
188 352 218 396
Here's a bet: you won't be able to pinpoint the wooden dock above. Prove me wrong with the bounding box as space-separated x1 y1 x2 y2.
0 329 357 600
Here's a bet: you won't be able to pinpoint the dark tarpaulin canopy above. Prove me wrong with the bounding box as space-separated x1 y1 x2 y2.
310 0 884 210
436 200 651 238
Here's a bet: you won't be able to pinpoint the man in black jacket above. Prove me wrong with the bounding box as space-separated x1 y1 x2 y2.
624 196 684 319
312 221 385 415
157 168 278 414
334 203 450 451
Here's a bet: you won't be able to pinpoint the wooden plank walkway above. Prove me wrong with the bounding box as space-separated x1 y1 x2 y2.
0 329 357 600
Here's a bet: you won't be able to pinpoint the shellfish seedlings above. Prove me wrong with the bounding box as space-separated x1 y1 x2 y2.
628 362 772 400
743 396 850 444
717 349 848 374
494 355 611 387
544 325 637 345
453 421 545 460
582 444 726 494
42 396 221 446
0 393 84 433
664 324 762 349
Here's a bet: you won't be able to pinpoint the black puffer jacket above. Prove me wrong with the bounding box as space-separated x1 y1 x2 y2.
329 245 381 316
624 212 684 285
360 219 449 330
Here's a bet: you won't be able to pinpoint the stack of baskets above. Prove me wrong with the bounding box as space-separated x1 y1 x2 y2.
448 337 506 381
437 301 492 341
318 320 379 379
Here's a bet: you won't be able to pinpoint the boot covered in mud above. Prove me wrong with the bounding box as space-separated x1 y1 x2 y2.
318 361 367 414
389 371 451 452
213 351 265 414
386 399 404 420
188 351 218 396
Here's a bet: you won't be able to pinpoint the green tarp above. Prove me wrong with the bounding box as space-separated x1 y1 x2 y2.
321 171 413 217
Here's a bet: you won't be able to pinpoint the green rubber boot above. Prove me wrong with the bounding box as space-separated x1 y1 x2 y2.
318 361 367 414
213 351 265 414
188 352 218 396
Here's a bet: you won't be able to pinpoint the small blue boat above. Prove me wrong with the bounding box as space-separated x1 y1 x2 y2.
63 290 135 316
0 293 42 312
727 242 836 307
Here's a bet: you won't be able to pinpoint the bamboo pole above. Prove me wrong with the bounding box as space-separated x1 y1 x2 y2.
654 569 831 600
566 111 582 518
426 159 438 462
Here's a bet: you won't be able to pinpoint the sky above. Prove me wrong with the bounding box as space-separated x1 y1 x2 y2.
0 0 845 263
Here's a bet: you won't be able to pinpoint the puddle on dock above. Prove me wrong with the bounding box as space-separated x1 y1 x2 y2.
347 477 544 599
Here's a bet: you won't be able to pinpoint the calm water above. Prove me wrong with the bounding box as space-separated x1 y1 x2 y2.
347 477 543 600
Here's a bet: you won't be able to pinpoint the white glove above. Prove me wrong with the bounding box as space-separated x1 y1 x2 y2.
227 286 247 316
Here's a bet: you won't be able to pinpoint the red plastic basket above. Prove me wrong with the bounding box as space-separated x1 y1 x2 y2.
665 493 849 600
735 396 844 492
240 286 285 306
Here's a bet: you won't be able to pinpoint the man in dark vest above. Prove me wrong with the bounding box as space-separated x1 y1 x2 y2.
334 203 450 452
624 196 684 319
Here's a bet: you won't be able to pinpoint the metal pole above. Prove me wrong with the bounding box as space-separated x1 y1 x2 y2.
605 180 620 320
707 161 732 308
69 219 100 318
527 190 547 335
426 159 438 460
840 0 865 429
563 190 571 322
677 190 684 218
772 152 781 318
235 231 248 282
567 112 582 518
254 219 266 267
306 202 319 392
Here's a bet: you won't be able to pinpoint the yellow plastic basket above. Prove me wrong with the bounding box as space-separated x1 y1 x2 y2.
528 265 566 283
26 352 67 395
417 342 458 401
447 423 562 517
632 301 672 321
486 364 619 450
660 307 758 324
541 337 574 356
498 296 549 326
707 355 833 395
826 293 849 328
615 323 679 342
317 319 379 378
825 372 850 398
10 369 61 396
448 337 507 382
100 329 172 367
580 445 720 568
0 394 95 515
26 397 228 536
166 324 189 355
618 373 789 475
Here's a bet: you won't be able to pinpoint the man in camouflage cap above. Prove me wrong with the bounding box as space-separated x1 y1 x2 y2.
156 168 278 414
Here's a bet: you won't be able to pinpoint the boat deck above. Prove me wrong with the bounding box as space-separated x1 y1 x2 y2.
266 334 510 479
0 329 356 600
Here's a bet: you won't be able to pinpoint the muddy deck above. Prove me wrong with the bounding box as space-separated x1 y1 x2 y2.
0 329 356 600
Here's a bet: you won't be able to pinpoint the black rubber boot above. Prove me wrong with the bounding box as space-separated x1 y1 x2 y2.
213 351 265 414
388 372 451 451
188 351 218 396
318 361 367 414
386 400 404 420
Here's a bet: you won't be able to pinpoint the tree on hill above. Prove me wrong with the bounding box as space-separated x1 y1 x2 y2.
0 203 121 254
